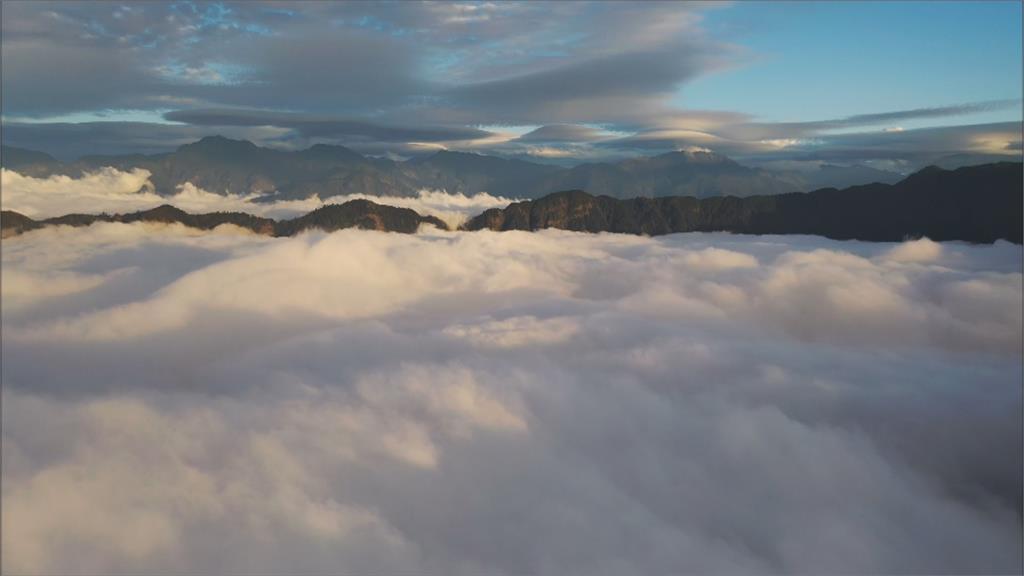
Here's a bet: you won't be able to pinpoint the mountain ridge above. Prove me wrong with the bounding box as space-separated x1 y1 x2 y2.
1 199 448 239
462 162 1023 243
3 162 1020 244
2 136 917 200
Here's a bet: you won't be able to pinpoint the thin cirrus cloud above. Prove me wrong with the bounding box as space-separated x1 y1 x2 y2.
2 223 1021 574
714 99 1023 141
599 120 1023 163
162 109 493 143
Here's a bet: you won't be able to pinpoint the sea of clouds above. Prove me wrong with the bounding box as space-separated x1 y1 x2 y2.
2 217 1021 574
0 167 515 228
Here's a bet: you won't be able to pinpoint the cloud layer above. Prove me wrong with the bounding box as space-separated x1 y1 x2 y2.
1 168 516 227
2 223 1021 574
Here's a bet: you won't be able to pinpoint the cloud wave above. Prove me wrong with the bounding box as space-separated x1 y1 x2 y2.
2 225 1021 574
1 168 517 227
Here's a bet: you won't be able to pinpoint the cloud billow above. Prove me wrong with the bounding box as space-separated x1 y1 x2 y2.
2 223 1021 574
0 167 518 227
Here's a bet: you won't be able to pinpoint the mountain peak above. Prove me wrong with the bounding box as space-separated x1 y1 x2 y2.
300 143 364 162
308 143 352 152
915 164 945 175
177 136 259 154
900 164 947 184
464 162 1022 243
0 145 60 168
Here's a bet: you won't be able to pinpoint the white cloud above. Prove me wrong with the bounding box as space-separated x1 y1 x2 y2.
2 226 1021 574
323 189 518 229
1 167 157 217
882 237 943 263
443 315 580 348
1 169 517 228
1 268 112 310
681 246 759 271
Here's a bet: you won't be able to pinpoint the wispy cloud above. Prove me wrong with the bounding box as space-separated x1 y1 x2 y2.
163 108 493 143
1 2 1020 164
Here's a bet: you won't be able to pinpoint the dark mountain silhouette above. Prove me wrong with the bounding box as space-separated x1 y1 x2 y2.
2 200 447 238
276 200 447 235
2 137 911 200
4 162 1020 244
4 162 1019 243
0 209 42 238
463 162 1023 244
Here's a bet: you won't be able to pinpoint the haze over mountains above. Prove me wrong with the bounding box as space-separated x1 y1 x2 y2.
4 162 1020 245
2 136 913 201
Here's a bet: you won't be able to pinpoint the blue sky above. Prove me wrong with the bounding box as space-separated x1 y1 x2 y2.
2 1 1021 164
685 1 1022 126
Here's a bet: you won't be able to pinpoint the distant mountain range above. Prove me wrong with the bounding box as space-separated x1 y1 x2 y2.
1 136 912 200
3 162 1021 244
1 201 446 239
465 162 1023 243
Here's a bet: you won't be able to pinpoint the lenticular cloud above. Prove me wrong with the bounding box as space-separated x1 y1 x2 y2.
2 224 1021 574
